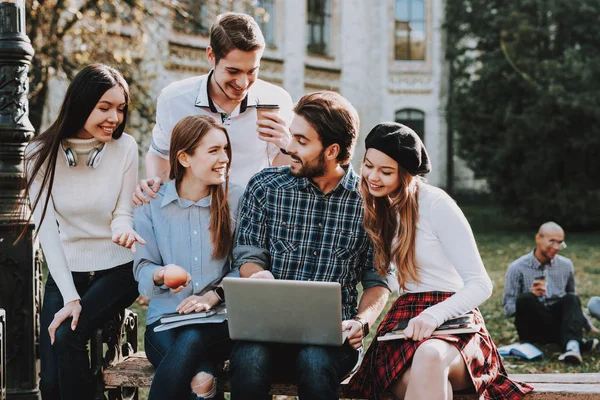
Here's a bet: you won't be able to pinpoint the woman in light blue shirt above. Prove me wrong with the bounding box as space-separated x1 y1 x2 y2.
133 115 243 400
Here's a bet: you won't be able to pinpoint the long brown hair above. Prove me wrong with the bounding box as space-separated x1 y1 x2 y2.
361 164 421 290
169 115 233 259
18 64 129 241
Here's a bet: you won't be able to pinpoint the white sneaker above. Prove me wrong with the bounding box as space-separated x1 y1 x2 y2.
581 338 599 353
559 349 582 364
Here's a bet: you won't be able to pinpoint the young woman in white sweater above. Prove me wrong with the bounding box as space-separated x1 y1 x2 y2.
349 123 533 400
22 64 143 400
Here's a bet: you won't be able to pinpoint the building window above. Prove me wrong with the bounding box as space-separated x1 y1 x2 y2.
307 0 332 55
394 0 426 60
395 109 425 141
173 0 211 36
248 0 276 46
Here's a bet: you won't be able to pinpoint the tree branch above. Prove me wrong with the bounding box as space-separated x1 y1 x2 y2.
49 0 66 38
57 0 96 40
499 35 540 89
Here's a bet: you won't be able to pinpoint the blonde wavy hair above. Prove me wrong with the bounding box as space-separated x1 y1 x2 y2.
361 164 421 290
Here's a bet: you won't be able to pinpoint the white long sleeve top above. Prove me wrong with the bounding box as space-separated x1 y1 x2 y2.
26 134 138 305
402 182 493 325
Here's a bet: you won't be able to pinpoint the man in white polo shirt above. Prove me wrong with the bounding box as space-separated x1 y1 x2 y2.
133 12 293 204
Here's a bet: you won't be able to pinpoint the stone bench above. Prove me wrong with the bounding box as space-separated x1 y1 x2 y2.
93 310 600 399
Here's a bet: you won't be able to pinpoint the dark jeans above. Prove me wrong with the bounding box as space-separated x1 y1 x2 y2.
229 341 359 400
514 292 585 350
145 320 231 400
39 261 139 400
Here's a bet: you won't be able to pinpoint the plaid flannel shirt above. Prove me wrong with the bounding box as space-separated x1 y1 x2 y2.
233 166 390 321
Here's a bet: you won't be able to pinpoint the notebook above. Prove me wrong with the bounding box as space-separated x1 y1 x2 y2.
153 305 227 332
497 343 543 360
378 313 481 341
160 309 216 324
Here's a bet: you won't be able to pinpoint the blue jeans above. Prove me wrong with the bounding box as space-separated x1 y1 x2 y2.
145 320 231 400
39 261 139 400
229 341 359 400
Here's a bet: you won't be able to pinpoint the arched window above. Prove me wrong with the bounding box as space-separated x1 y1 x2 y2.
395 109 425 141
394 0 426 60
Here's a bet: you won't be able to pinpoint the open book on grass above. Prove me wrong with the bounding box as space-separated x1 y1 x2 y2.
378 312 481 342
497 343 543 360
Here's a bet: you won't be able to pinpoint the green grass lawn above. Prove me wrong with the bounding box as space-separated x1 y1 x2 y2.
124 203 600 399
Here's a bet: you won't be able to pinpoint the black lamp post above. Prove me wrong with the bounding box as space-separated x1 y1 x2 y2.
0 0 41 399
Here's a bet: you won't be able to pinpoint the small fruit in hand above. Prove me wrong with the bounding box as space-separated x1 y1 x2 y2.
163 265 188 289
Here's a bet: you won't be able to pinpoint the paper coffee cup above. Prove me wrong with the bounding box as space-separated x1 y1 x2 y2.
256 104 280 121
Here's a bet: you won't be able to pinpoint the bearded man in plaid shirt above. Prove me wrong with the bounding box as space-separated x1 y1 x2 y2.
229 91 392 400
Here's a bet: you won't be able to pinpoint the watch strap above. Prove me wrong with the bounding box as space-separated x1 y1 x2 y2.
353 316 369 337
213 286 225 303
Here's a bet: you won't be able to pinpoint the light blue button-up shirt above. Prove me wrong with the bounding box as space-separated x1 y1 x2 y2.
133 180 244 325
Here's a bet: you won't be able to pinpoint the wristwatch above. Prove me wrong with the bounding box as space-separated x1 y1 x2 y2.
353 316 370 338
213 286 225 303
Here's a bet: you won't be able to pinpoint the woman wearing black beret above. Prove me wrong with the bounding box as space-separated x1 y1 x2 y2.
349 122 533 399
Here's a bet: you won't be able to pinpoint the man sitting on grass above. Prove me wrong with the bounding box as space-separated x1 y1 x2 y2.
503 221 598 364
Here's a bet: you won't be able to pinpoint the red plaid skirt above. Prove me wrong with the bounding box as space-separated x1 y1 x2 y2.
348 292 533 400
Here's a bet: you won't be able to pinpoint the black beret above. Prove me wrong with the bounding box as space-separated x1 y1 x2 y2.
364 122 431 176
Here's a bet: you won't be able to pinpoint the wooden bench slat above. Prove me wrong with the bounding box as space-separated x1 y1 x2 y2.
511 373 600 384
104 353 153 388
515 385 600 400
103 352 600 399
528 383 600 393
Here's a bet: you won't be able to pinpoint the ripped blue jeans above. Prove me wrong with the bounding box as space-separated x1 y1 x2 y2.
145 320 231 399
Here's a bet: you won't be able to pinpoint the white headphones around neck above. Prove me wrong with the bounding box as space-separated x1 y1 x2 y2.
61 141 107 168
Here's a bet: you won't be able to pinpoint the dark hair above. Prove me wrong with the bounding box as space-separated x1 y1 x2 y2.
18 63 130 241
209 12 265 62
293 91 359 165
169 115 233 259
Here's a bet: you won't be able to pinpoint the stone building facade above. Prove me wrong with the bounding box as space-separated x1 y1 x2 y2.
42 0 485 191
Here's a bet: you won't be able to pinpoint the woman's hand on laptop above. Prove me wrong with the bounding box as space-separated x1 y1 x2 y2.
342 320 363 349
176 294 217 314
249 270 275 280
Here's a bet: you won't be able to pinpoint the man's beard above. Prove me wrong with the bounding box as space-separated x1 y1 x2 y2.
290 150 327 178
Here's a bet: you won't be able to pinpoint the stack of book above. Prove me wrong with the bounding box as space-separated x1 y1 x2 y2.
378 312 481 341
153 305 227 332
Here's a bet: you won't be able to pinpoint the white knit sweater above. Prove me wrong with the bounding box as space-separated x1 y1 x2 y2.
403 182 493 325
26 134 138 305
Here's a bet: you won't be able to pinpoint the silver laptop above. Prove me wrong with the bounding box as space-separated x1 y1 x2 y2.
223 277 347 346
